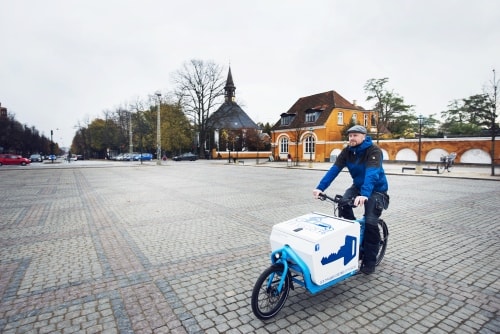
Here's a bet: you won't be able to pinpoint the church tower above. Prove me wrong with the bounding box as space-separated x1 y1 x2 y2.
224 67 236 102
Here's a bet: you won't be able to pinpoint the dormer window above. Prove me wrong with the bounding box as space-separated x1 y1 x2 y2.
305 108 321 123
280 113 295 126
305 112 316 123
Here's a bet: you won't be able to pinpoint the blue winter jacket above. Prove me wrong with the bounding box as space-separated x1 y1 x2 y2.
316 136 388 197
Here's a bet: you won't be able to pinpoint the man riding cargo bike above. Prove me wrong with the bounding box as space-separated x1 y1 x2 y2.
313 125 389 275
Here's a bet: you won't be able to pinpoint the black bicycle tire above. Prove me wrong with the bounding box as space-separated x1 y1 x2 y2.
251 264 290 320
375 219 389 266
437 163 445 174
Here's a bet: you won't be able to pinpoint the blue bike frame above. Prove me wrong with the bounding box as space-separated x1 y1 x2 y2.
269 216 365 295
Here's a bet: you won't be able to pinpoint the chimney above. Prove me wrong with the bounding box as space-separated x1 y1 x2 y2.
353 100 357 106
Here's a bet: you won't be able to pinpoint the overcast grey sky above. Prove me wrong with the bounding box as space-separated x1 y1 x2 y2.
1 0 499 148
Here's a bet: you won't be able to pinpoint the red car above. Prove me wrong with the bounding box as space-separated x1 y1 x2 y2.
0 154 31 166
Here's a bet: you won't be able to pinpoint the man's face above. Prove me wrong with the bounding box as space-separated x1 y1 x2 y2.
348 132 366 147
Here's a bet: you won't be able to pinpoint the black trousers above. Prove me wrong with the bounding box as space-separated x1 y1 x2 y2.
338 185 389 266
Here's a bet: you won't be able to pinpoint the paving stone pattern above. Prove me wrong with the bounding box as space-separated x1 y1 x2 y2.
0 162 498 333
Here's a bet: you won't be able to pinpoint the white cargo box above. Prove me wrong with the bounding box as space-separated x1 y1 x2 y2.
270 212 360 285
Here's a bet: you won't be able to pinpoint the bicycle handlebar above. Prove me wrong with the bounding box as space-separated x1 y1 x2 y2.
318 193 356 207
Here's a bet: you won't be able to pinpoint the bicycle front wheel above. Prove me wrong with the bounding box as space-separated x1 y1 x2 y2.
375 219 389 266
251 264 290 320
437 163 445 174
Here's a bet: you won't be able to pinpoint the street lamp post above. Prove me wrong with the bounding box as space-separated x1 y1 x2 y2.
235 136 239 162
155 91 162 165
231 136 236 163
271 130 275 161
137 110 143 165
50 130 54 163
308 127 313 168
491 69 497 176
129 110 133 154
416 114 424 173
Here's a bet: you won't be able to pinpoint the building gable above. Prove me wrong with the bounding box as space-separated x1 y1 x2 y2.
272 90 366 130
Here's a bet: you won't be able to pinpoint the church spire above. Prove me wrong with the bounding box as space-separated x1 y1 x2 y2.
224 66 236 102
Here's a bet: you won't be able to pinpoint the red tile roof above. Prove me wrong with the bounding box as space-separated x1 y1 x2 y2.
272 90 368 130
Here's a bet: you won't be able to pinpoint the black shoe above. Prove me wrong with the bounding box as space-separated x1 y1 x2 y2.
360 264 375 275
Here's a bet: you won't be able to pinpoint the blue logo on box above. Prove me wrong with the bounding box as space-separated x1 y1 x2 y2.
321 235 358 266
315 244 320 251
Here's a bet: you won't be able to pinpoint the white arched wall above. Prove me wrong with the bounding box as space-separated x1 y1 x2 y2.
395 148 417 161
426 148 449 162
330 148 342 156
381 148 389 160
461 149 491 163
394 147 491 163
329 148 342 162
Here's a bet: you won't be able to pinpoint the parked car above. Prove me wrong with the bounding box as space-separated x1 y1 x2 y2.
29 154 43 162
133 153 153 161
172 152 198 161
0 154 31 166
123 153 134 161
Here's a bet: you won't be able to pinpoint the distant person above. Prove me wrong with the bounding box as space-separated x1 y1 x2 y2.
312 125 389 274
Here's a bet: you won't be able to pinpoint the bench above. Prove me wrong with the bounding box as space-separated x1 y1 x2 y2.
401 166 439 174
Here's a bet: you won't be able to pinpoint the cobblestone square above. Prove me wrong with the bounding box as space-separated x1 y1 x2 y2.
0 161 498 333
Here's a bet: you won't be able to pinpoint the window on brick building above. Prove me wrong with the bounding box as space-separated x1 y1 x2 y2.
280 137 289 153
305 136 315 154
337 112 343 125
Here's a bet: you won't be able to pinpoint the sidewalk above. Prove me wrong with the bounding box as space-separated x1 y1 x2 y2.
246 160 500 181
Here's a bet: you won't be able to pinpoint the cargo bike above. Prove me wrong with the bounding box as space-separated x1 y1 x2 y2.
251 193 389 320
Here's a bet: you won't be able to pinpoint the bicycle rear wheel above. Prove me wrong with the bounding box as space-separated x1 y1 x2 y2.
251 264 290 320
375 219 389 266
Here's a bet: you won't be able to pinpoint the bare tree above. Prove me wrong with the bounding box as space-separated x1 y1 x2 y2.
172 59 226 157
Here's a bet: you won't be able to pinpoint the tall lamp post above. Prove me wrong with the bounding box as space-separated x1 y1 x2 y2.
416 114 424 173
155 91 162 165
129 110 133 154
50 130 54 163
417 115 423 163
308 127 313 168
271 130 275 161
491 69 497 176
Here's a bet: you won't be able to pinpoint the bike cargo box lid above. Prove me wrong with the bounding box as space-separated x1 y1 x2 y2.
270 212 355 243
